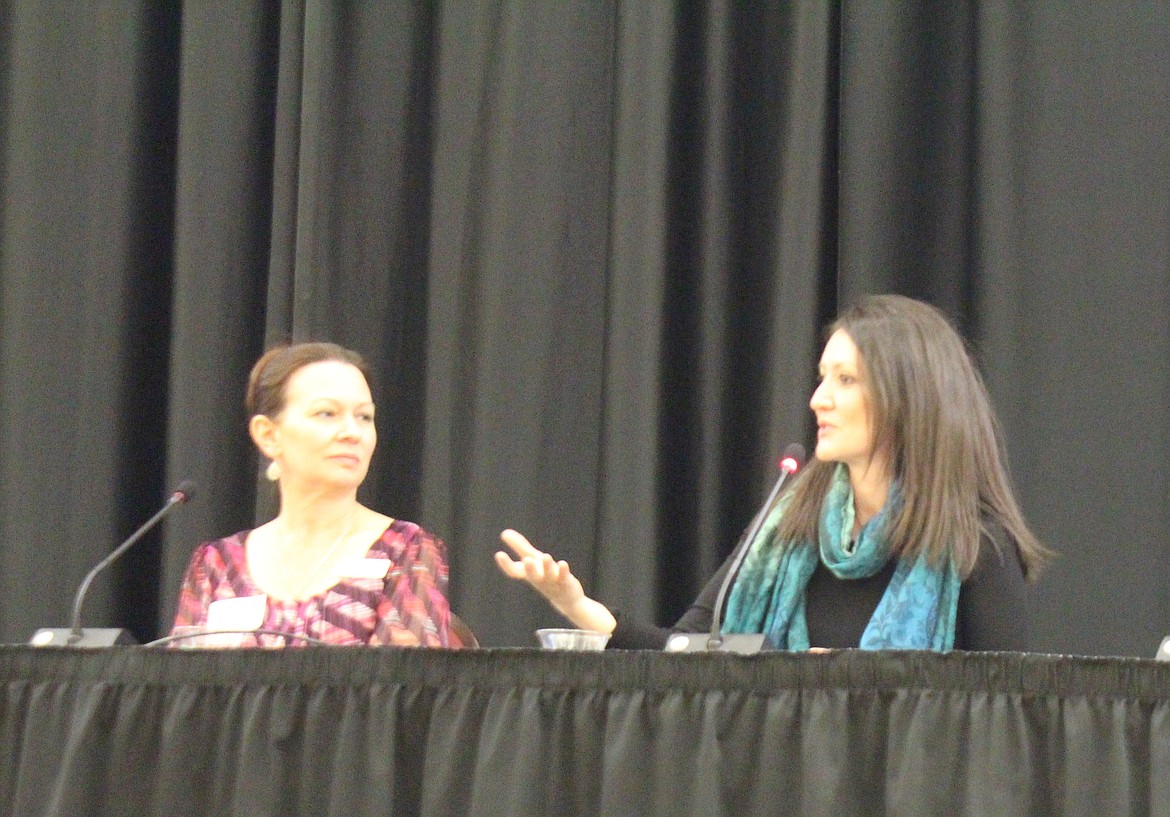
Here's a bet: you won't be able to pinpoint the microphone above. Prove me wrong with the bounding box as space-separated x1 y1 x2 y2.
143 628 327 648
29 480 196 648
664 444 805 654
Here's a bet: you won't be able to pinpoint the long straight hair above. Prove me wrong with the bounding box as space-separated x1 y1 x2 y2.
777 295 1049 580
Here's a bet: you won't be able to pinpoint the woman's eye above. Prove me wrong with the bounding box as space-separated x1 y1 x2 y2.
358 413 374 423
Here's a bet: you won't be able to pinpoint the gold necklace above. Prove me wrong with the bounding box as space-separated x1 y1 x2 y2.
277 511 358 599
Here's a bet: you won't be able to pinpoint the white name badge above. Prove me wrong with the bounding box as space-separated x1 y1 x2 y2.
207 594 268 632
336 558 392 579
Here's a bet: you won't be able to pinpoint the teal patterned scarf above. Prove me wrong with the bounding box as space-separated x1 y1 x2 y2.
722 463 960 651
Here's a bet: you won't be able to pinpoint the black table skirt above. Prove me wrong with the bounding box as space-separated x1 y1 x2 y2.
2 646 1168 816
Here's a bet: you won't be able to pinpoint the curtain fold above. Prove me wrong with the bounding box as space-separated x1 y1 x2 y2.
0 1 182 640
161 2 282 631
420 1 621 646
592 2 675 622
838 1 979 320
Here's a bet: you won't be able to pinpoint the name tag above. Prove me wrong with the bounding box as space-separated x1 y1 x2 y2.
207 594 268 631
336 558 392 579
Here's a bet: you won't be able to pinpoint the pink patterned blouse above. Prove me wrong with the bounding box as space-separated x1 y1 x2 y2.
171 519 462 648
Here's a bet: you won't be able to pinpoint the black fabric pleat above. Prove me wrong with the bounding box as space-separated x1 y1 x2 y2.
3 647 1170 816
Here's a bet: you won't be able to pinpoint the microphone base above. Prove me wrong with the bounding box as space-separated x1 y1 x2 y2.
663 633 769 654
29 628 138 647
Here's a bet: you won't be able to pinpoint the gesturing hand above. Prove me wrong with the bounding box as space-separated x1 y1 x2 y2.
494 529 585 611
494 529 616 635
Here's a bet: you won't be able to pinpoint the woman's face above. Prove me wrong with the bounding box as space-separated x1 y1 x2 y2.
262 360 376 489
809 329 875 470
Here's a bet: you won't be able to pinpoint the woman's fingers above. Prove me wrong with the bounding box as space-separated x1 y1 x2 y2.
521 552 564 585
495 529 586 618
493 530 598 624
495 531 577 594
499 528 538 558
493 549 526 579
497 530 565 584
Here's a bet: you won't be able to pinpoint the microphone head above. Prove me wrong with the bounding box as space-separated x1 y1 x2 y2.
778 443 806 474
172 480 197 504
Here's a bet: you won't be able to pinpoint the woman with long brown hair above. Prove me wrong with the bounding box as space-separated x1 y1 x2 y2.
496 295 1049 650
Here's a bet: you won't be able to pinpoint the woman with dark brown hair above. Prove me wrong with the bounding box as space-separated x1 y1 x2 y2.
171 342 470 648
496 295 1049 651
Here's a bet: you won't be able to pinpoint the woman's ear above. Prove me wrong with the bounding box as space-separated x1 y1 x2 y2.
249 414 279 459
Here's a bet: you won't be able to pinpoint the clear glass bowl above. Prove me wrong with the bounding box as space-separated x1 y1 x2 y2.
535 628 611 651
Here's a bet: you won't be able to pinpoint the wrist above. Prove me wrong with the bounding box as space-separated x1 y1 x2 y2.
560 597 616 635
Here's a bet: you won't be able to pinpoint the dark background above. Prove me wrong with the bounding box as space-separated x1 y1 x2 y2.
0 2 1166 654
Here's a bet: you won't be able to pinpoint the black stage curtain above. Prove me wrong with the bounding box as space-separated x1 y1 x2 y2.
3 647 1170 816
0 3 1168 653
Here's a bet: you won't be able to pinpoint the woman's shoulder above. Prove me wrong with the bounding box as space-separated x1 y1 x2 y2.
371 518 444 553
369 518 450 579
189 530 251 569
957 516 1030 650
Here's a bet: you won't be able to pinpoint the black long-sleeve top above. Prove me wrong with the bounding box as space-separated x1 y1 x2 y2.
608 529 1029 651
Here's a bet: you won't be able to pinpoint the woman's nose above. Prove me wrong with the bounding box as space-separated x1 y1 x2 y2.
809 382 830 411
338 414 361 438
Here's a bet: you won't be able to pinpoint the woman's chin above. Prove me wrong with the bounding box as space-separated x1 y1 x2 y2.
291 473 368 492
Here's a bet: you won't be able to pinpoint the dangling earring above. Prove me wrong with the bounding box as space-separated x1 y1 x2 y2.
266 460 281 482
